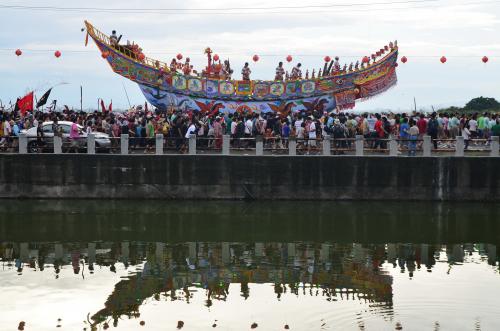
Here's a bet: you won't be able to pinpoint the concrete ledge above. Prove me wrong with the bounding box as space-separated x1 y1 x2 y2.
0 154 499 201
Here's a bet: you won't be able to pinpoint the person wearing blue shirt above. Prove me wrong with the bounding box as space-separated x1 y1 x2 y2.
399 117 410 150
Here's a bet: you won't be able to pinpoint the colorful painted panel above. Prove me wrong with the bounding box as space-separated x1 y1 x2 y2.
316 78 335 92
205 80 219 96
286 82 300 95
188 78 203 92
172 75 187 90
301 81 316 94
235 81 252 96
253 83 269 98
270 83 285 96
219 81 235 95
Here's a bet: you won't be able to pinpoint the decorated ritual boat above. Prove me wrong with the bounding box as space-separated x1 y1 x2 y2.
84 21 399 114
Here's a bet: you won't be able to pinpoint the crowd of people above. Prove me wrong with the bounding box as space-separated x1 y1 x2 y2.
1 106 500 154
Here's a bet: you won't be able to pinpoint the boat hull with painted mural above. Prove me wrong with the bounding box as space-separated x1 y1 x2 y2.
84 21 399 114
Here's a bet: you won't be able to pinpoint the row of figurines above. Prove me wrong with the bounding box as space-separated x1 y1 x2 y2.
161 41 398 82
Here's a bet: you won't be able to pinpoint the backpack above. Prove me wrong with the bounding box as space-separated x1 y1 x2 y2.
333 125 345 138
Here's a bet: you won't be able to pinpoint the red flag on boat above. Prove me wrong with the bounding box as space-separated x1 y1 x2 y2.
17 92 34 115
108 100 112 112
100 99 106 112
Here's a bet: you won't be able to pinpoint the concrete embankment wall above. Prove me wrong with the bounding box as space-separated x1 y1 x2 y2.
0 154 498 201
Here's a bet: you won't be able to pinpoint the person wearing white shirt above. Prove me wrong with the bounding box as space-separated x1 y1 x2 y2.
244 118 253 136
185 123 197 139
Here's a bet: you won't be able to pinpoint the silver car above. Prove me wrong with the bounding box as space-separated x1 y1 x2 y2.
22 121 111 153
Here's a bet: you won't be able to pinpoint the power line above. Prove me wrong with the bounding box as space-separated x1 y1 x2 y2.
0 48 497 57
0 0 444 12
0 0 497 16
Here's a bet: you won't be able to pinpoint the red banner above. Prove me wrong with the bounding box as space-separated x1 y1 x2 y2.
17 92 34 115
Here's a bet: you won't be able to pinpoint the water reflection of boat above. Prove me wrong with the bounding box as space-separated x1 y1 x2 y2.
1 239 498 329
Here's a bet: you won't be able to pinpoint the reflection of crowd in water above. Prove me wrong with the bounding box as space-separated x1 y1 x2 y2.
1 241 497 280
1 241 498 328
386 243 498 277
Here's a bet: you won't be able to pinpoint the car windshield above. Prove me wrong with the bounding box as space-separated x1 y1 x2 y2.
42 125 53 133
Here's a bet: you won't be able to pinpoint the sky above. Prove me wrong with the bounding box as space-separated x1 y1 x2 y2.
1 0 500 111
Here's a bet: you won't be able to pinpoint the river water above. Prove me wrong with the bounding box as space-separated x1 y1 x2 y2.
0 201 499 331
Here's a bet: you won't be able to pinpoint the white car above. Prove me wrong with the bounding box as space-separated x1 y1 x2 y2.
21 121 112 153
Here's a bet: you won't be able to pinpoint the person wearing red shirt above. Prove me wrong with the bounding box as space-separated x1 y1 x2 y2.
374 114 385 149
417 114 427 138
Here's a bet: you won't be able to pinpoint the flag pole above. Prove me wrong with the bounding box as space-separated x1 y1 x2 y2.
122 82 132 109
80 86 83 112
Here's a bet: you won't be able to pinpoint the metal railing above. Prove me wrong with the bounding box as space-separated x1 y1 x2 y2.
4 133 500 157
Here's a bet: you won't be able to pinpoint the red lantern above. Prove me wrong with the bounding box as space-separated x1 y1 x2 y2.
176 53 183 61
401 56 407 63
362 56 369 64
395 63 399 67
482 56 489 63
376 51 381 57
324 56 331 63
101 51 109 58
384 45 389 51
15 49 22 56
213 54 219 62
286 55 293 63
54 50 61 58
138 53 145 61
440 56 447 63
253 54 259 62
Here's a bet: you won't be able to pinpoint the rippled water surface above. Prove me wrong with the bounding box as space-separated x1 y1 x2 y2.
0 201 499 330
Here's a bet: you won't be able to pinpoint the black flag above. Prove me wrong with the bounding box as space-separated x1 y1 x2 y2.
36 88 52 108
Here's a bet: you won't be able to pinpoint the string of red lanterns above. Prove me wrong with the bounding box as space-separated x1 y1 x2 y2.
10 49 494 67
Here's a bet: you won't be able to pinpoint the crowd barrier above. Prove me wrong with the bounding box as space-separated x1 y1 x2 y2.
3 133 500 157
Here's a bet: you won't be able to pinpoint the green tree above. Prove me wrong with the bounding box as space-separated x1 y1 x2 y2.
464 97 500 111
